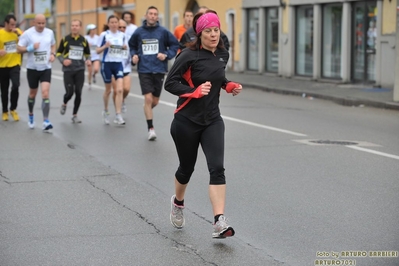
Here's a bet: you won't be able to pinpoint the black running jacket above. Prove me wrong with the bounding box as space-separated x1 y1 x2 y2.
164 47 230 126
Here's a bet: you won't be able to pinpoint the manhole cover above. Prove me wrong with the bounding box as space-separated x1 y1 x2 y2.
309 140 358 146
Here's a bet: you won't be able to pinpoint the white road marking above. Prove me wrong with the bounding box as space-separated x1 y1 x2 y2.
24 69 399 160
346 146 399 160
221 116 307 137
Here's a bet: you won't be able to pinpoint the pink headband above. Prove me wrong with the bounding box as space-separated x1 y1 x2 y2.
195 13 220 34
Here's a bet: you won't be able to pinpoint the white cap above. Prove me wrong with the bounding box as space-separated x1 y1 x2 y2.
86 24 96 31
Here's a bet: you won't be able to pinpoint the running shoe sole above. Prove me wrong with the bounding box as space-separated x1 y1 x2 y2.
212 227 235 239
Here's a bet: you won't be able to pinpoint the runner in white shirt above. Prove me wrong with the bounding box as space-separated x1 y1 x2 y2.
17 14 56 132
96 15 128 125
111 19 132 114
121 11 138 41
85 24 100 90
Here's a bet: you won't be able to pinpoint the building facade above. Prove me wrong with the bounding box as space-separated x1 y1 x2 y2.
50 0 396 87
241 0 397 87
54 0 136 42
51 0 242 70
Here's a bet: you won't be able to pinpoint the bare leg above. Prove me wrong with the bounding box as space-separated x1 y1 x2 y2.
114 78 123 114
93 61 100 76
40 81 50 99
209 185 226 216
174 178 188 202
143 93 159 119
111 77 116 107
103 83 112 111
87 64 92 84
123 75 131 100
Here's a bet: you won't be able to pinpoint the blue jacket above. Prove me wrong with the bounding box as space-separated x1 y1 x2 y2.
129 21 179 74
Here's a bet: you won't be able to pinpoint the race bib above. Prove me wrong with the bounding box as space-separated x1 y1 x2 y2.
142 39 159 55
109 45 123 59
69 45 84 60
122 49 129 59
34 51 48 65
4 41 17 53
90 45 97 53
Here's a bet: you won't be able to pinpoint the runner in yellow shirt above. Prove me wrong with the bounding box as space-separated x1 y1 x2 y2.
0 14 22 121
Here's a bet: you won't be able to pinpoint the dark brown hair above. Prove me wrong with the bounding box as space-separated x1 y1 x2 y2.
183 10 193 18
122 11 134 22
186 10 224 50
103 15 119 31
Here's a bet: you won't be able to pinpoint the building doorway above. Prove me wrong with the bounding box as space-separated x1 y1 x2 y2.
352 1 377 82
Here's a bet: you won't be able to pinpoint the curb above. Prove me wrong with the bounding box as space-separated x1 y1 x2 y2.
239 83 399 111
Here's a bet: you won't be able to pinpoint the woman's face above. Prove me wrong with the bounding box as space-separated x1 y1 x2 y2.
108 18 119 31
200 27 220 51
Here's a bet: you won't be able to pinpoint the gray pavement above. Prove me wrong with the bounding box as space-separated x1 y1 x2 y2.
226 71 399 111
0 120 281 266
1 62 398 265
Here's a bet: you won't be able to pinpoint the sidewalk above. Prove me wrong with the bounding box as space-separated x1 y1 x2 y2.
226 71 399 111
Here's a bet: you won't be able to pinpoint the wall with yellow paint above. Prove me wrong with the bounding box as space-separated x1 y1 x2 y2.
197 1 242 65
382 0 397 35
55 0 242 63
282 0 289 34
135 1 165 23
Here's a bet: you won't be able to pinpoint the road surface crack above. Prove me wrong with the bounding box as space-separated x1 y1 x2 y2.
84 177 219 266
0 170 11 185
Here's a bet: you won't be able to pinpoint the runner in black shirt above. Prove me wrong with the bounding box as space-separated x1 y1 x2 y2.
165 10 242 239
56 19 91 123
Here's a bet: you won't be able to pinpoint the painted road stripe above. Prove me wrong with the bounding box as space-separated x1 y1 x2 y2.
221 115 307 137
28 69 399 160
346 146 399 160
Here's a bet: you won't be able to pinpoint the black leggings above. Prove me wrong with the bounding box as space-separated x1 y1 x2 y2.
170 114 226 185
0 66 20 113
63 70 85 115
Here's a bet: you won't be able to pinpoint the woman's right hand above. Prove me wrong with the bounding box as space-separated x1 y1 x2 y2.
200 81 211 96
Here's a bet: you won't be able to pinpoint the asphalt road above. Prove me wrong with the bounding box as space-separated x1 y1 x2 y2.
1 62 398 266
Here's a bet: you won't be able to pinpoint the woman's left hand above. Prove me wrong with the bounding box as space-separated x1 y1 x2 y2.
232 84 242 96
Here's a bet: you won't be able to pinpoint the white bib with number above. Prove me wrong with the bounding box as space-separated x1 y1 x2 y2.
142 39 159 55
90 45 97 53
34 51 48 65
69 45 84 60
4 41 17 53
121 49 129 59
109 45 123 59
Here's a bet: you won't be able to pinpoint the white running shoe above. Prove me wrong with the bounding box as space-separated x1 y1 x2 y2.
148 128 157 141
113 114 125 125
212 215 235 239
42 120 53 133
170 195 185 229
71 116 82 123
28 115 35 129
121 102 127 113
102 110 110 125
